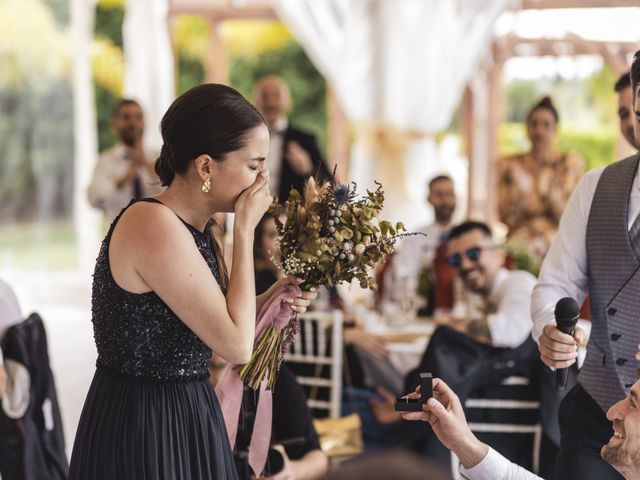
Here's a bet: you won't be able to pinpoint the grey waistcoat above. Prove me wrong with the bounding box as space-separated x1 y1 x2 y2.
581 153 640 412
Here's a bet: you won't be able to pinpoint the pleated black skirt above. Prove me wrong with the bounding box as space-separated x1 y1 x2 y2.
68 367 238 480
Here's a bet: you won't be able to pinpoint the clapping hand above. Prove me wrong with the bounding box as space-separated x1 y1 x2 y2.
284 141 313 176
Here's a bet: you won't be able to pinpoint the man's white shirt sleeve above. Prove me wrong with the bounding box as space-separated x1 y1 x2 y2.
488 270 537 348
530 167 603 344
460 447 542 480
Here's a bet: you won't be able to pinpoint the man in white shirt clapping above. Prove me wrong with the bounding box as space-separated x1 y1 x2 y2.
88 100 162 223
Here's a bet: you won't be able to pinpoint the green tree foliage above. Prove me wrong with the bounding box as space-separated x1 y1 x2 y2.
498 122 616 171
0 0 74 221
42 0 69 26
505 80 538 123
95 1 124 48
586 63 617 127
176 53 206 96
93 2 124 152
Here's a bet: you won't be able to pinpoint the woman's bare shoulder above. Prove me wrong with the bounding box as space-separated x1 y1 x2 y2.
112 201 193 254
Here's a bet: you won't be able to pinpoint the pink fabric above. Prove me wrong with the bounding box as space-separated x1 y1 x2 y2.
215 283 301 477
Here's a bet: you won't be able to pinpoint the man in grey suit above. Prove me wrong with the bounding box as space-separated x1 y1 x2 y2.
531 52 640 479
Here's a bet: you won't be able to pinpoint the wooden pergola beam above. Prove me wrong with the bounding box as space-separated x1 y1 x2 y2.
497 34 639 59
522 0 640 8
169 1 275 21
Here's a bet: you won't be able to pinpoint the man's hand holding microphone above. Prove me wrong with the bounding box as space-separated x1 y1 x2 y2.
538 297 588 391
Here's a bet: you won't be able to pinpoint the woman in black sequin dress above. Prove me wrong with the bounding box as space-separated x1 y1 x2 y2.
68 84 316 480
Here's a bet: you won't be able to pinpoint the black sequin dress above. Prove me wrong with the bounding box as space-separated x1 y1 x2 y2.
68 199 238 480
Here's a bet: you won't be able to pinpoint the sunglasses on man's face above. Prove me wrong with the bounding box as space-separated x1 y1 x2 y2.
447 246 487 267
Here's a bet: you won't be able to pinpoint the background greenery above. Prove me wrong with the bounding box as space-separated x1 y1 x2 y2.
0 0 626 271
94 7 328 155
499 123 616 171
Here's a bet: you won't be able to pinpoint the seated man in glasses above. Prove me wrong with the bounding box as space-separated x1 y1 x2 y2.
442 220 536 347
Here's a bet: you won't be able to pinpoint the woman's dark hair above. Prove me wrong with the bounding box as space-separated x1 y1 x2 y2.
253 214 274 266
112 98 141 118
155 84 264 290
428 174 453 191
527 96 559 124
615 71 631 93
631 50 640 96
155 83 264 186
448 220 492 242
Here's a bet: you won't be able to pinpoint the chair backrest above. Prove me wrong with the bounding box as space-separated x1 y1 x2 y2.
450 375 541 479
286 310 343 418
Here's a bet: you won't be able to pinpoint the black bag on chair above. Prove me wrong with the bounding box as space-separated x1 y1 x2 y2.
0 313 68 480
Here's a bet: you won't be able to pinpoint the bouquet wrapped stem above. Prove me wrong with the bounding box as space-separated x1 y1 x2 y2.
240 290 306 390
240 324 285 390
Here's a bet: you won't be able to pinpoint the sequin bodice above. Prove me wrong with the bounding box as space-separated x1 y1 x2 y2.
91 200 219 382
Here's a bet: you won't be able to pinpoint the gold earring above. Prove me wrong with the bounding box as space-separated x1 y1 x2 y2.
202 177 211 193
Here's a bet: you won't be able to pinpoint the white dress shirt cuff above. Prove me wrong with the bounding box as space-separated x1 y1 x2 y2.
460 448 509 480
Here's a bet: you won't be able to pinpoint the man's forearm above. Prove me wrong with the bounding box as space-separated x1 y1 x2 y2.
455 436 490 470
290 450 328 480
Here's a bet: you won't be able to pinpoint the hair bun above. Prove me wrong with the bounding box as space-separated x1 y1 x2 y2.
155 144 176 186
528 95 559 123
537 96 554 109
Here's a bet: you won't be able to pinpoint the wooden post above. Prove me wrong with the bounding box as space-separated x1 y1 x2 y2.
462 86 474 218
327 86 350 182
487 44 505 225
206 16 228 84
466 43 504 225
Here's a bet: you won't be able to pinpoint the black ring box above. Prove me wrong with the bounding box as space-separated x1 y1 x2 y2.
394 373 433 412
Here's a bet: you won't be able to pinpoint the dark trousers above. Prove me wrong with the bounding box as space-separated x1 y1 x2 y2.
556 383 623 480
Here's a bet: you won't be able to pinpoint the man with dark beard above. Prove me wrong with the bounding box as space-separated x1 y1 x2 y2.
601 377 640 480
615 72 638 151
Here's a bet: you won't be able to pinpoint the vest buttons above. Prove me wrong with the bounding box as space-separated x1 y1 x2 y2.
611 333 621 341
616 358 628 366
608 307 617 316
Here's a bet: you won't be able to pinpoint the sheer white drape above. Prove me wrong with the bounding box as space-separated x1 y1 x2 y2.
72 0 100 273
123 0 175 151
272 0 508 225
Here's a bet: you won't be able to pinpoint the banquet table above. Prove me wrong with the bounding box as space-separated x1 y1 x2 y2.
356 309 436 389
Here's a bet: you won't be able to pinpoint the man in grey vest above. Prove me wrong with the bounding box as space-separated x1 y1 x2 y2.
531 51 640 480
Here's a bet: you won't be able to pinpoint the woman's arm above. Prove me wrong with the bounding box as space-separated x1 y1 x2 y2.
115 175 272 365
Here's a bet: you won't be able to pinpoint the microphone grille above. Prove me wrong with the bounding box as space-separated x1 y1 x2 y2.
554 297 580 321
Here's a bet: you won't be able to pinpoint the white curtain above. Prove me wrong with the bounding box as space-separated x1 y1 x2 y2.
123 0 175 151
72 0 100 273
272 0 508 226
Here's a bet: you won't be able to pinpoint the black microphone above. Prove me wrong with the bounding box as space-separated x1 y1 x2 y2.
554 297 580 392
